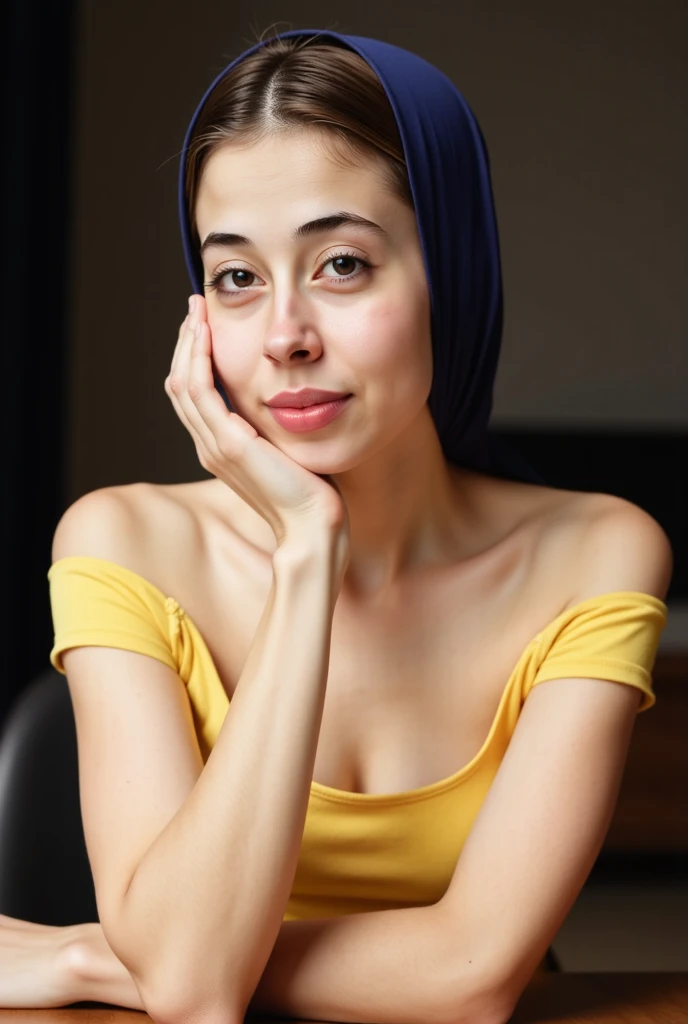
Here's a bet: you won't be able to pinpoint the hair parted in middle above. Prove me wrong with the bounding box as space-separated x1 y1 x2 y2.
183 31 414 248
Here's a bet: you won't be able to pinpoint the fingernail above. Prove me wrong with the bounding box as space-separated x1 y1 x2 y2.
189 296 195 314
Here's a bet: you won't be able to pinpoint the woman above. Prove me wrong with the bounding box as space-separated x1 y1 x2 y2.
2 27 671 1023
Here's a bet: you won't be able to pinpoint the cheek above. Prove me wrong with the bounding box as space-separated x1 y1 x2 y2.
346 296 431 379
207 286 432 402
207 317 254 384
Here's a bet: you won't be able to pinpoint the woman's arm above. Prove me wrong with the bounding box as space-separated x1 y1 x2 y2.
62 923 145 1011
106 528 340 1023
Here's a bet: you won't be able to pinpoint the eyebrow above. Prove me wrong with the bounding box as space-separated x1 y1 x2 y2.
199 211 389 258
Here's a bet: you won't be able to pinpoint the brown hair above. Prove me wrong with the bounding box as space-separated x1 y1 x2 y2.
183 31 414 247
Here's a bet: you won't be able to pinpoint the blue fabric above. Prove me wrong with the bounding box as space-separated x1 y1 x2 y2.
178 29 545 485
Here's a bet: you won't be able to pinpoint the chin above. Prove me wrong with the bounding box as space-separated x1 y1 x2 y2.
276 439 362 476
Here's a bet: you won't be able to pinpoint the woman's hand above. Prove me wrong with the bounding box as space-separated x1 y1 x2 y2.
0 913 83 1008
164 295 350 550
0 914 148 1011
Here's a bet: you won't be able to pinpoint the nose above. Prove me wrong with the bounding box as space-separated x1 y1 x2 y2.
262 285 323 364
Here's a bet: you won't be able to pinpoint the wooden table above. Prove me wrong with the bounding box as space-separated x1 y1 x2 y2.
0 974 686 1023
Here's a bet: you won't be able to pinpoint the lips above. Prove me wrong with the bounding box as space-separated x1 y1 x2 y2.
267 394 353 433
265 388 352 409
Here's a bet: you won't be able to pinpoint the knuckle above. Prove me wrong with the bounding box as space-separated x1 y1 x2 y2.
216 435 241 463
188 380 203 403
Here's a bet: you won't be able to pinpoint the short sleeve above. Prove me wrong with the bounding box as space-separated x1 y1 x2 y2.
48 556 179 674
527 592 668 713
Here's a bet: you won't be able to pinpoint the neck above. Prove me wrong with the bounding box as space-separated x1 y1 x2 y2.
328 406 488 603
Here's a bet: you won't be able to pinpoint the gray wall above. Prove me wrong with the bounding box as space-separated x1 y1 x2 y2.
65 0 687 502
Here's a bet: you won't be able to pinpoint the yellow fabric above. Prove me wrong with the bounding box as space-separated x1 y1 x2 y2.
48 555 668 975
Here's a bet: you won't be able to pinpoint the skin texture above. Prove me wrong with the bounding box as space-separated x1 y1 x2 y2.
0 914 84 1009
194 128 488 604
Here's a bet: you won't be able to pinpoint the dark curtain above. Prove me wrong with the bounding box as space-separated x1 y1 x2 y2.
0 0 76 728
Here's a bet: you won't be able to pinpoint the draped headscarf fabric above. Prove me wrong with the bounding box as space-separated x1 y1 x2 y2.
178 29 545 485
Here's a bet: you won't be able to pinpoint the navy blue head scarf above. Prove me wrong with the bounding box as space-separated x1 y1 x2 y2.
178 28 545 485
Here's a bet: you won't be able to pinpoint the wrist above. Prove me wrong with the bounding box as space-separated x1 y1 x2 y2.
58 923 97 1004
60 922 146 1011
274 524 340 567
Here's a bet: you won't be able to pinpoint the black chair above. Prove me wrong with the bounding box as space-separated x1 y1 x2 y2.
0 670 98 925
0 670 563 969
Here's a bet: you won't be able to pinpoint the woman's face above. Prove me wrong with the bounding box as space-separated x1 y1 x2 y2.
194 129 433 474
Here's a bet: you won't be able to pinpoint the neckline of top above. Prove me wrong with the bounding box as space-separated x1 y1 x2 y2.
47 554 671 623
48 555 669 805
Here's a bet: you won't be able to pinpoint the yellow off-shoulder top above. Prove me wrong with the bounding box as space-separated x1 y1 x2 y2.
47 555 668 976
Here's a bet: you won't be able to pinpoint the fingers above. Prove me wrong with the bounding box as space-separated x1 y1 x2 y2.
187 317 236 430
164 296 256 467
165 297 219 456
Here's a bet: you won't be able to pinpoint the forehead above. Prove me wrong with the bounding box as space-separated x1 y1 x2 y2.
195 130 396 228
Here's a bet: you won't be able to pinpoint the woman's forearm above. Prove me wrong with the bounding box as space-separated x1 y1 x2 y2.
106 529 339 1021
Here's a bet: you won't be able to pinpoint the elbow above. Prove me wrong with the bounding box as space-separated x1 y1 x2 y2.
101 928 244 1024
144 989 246 1024
149 1005 244 1024
460 980 518 1024
439 1001 514 1024
135 968 246 1024
475 1001 516 1024
438 971 517 1024
100 904 246 1024
136 957 246 1024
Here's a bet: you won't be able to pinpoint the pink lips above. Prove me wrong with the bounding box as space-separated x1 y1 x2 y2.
267 395 353 433
266 387 350 408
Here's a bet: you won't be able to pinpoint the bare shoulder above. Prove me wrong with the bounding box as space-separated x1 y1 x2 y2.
523 481 673 606
566 491 673 603
52 482 143 564
487 475 672 609
50 477 261 607
51 480 205 573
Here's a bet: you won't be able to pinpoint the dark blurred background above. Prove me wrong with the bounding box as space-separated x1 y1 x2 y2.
1 0 686 962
